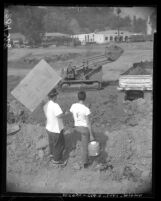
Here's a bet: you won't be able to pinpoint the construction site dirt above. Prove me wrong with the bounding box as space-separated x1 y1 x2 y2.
7 42 153 194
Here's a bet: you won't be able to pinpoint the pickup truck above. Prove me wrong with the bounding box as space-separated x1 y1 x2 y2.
117 61 153 102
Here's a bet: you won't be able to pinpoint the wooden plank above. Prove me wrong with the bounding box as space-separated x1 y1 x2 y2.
11 59 62 112
7 123 20 135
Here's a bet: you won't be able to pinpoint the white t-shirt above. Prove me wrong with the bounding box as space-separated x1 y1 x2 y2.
44 100 64 133
70 103 91 127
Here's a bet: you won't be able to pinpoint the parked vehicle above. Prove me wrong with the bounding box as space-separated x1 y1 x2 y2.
117 61 153 102
59 45 124 89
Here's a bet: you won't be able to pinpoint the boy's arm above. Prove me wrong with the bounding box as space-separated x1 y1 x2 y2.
86 115 95 141
55 103 69 118
57 113 64 118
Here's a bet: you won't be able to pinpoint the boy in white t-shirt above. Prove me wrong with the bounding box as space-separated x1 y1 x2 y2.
43 89 67 165
70 91 94 168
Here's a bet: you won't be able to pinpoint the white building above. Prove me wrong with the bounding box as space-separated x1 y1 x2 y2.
94 30 131 43
72 33 95 45
72 30 132 44
146 16 153 35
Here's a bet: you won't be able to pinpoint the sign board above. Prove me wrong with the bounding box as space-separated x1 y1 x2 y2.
11 59 62 112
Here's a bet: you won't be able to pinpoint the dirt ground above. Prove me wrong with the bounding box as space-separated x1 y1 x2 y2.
7 42 153 194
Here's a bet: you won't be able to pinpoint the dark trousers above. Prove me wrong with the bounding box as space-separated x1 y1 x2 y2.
46 129 65 161
75 126 90 165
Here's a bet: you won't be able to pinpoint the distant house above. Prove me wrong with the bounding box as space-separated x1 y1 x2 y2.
72 30 133 44
94 30 132 43
43 32 71 41
10 33 26 43
72 33 95 45
128 33 146 42
42 32 75 46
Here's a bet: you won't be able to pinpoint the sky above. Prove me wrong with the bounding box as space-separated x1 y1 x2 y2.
115 7 156 20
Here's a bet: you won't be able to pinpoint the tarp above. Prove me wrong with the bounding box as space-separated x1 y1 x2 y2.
11 59 62 112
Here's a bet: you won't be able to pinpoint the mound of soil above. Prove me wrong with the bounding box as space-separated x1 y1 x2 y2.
105 45 124 61
7 124 48 175
7 85 152 193
122 61 153 75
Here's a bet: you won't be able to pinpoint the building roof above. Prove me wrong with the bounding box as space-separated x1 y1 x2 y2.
73 32 94 37
45 32 70 37
96 30 132 35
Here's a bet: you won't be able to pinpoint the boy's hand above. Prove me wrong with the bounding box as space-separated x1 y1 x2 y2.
65 111 70 115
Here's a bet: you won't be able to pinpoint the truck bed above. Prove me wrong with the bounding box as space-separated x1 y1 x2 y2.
117 75 153 91
118 61 153 91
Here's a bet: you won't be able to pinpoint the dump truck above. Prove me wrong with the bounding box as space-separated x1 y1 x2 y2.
59 45 124 89
117 61 153 102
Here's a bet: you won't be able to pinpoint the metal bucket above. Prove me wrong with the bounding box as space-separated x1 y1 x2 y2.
88 140 100 156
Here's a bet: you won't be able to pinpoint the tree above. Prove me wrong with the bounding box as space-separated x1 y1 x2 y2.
150 10 157 32
132 16 147 33
9 6 46 45
116 7 121 37
69 18 81 34
43 10 71 34
119 16 132 30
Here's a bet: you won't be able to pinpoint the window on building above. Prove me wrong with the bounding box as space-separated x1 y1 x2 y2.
125 36 128 42
105 37 108 41
120 36 123 42
110 36 113 41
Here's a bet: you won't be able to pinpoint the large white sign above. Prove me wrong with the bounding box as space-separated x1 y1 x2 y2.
11 59 62 112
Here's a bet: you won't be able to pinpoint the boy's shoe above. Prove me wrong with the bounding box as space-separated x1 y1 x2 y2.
50 159 68 167
50 159 61 164
83 163 90 169
59 159 68 167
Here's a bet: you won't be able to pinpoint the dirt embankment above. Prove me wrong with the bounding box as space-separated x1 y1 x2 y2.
7 85 152 193
121 61 153 75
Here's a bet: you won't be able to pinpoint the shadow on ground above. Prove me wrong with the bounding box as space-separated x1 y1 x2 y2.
63 129 109 165
90 131 109 164
63 129 81 160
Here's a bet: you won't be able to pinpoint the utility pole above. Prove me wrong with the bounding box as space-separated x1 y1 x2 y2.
116 7 121 42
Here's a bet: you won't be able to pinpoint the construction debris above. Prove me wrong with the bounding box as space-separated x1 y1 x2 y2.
7 123 20 135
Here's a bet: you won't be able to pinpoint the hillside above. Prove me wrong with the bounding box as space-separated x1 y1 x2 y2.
9 6 147 36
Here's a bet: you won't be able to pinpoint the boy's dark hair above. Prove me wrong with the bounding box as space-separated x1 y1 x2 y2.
48 89 58 99
78 91 86 101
